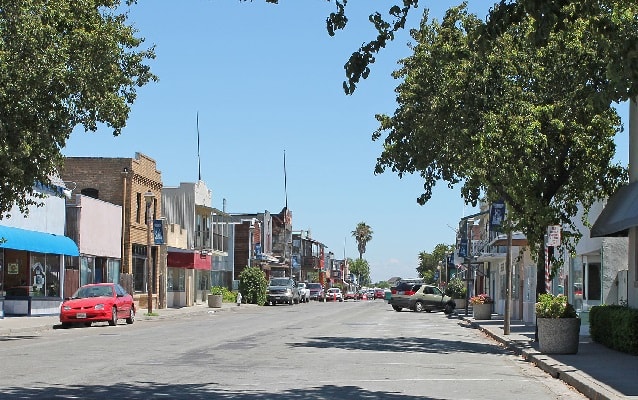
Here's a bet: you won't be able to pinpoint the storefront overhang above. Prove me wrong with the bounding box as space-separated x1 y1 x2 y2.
488 232 528 247
0 225 79 256
167 247 211 270
591 182 638 237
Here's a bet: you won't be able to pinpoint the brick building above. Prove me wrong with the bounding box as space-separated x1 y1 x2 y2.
60 152 164 309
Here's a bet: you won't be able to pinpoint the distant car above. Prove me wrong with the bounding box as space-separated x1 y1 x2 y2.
266 277 300 305
374 288 385 299
344 290 358 300
297 282 311 303
389 282 455 314
307 283 326 301
326 288 344 302
59 283 135 328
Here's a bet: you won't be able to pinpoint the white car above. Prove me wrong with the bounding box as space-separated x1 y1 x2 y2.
326 288 344 302
297 282 310 303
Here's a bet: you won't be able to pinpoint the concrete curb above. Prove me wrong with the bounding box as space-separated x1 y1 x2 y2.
460 315 627 400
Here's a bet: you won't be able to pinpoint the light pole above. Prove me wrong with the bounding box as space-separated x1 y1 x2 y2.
144 190 154 315
437 261 442 289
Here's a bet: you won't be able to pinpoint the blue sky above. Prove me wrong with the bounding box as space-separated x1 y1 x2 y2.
62 1 630 283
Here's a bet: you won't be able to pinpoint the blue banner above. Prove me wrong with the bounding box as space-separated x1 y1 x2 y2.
153 220 164 245
490 200 506 230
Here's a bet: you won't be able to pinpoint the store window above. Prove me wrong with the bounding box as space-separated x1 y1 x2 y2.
167 268 185 292
30 253 60 298
80 256 94 287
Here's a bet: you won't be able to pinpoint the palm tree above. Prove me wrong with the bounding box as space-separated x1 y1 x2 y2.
351 222 373 260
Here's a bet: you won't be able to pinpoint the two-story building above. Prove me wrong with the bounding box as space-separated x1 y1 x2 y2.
60 152 164 309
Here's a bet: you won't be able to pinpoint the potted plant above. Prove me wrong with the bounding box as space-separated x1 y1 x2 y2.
445 278 467 309
208 286 224 308
469 293 493 320
535 293 580 354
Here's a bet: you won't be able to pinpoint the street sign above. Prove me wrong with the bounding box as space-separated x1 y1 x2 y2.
547 225 561 247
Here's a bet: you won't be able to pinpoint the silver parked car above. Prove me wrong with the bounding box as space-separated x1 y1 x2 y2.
389 283 455 313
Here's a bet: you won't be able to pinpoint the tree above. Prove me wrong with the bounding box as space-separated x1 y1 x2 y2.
348 258 370 287
416 243 452 282
351 222 373 260
373 4 627 296
238 265 268 305
0 0 156 219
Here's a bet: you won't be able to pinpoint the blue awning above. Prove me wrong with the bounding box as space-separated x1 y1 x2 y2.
0 225 79 256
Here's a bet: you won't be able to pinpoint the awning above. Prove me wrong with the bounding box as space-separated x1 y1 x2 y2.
167 247 211 270
591 181 638 237
0 225 79 256
488 232 528 247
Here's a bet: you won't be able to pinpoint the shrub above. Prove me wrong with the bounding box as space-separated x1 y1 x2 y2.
535 293 577 318
590 304 638 355
210 286 235 303
445 278 467 299
238 266 267 305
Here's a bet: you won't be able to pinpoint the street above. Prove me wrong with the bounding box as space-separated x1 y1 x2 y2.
0 300 585 399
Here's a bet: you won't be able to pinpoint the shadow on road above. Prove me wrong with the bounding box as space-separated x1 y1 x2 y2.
289 335 507 355
0 383 447 400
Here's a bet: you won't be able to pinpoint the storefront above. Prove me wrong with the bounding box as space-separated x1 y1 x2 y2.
166 248 211 307
0 225 79 316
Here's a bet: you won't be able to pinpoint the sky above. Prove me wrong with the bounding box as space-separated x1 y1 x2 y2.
62 1 630 283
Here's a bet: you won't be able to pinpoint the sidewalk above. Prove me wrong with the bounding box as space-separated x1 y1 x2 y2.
1 305 636 400
456 311 638 400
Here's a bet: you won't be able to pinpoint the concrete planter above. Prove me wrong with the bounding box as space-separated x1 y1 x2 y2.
472 303 492 320
207 294 222 308
537 317 580 354
454 299 466 310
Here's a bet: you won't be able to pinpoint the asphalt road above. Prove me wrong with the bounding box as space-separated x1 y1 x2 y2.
0 299 586 399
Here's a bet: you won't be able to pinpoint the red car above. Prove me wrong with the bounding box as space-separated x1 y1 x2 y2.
59 283 135 327
374 289 385 299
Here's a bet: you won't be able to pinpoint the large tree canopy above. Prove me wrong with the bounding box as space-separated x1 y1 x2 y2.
0 0 156 218
255 1 638 102
373 4 628 294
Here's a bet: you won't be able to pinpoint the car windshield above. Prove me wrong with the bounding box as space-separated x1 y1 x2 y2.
307 283 321 289
72 285 112 299
269 278 290 286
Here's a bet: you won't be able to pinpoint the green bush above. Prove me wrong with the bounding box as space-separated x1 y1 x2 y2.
238 266 267 305
210 286 236 303
445 278 467 299
590 305 638 355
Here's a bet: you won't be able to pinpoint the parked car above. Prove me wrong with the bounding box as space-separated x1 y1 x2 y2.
266 277 300 305
307 282 325 301
297 282 311 303
326 288 344 302
374 288 385 299
344 290 358 300
59 283 135 328
389 282 455 314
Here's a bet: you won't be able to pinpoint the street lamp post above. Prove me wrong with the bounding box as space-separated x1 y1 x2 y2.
144 190 154 315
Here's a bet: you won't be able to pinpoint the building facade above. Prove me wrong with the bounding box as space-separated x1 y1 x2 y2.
0 178 79 316
60 153 164 309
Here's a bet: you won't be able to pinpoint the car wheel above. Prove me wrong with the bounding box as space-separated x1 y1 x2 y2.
126 308 135 324
414 301 424 313
84 322 92 327
392 305 402 312
61 322 72 329
108 307 117 326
